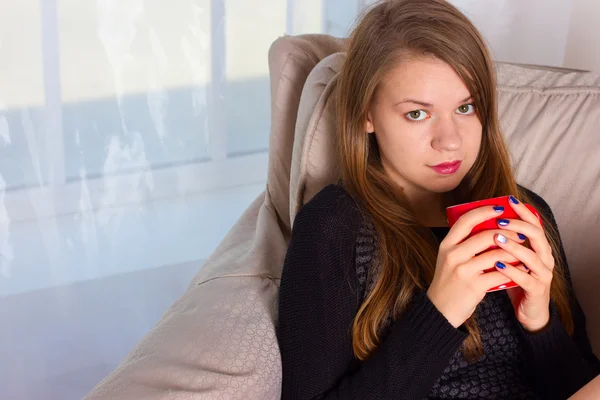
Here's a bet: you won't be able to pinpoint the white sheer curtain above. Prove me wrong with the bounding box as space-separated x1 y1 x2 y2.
0 0 597 399
0 1 365 399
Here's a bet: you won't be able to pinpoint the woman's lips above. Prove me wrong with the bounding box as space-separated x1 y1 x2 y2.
430 160 462 175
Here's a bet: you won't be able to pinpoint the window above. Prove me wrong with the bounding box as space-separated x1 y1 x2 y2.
0 1 365 398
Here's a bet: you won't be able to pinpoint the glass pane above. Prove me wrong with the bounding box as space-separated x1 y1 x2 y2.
224 0 286 156
59 0 213 179
324 0 361 36
0 0 47 190
1 0 267 398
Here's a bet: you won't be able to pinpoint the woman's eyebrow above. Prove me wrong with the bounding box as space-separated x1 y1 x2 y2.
394 95 473 108
395 99 433 108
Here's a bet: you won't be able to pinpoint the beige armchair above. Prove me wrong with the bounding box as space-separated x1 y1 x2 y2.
85 34 600 400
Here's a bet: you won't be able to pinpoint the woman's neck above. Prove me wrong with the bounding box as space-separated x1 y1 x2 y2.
405 189 452 227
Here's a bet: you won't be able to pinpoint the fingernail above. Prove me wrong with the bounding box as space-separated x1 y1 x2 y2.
518 233 527 240
509 195 519 204
496 234 508 244
495 261 506 269
498 219 510 226
493 206 505 213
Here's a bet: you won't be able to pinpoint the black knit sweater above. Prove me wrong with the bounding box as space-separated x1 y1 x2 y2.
277 184 600 400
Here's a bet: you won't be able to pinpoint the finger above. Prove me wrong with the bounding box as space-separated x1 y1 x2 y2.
495 218 554 270
476 270 513 292
444 205 505 246
448 229 524 268
461 248 520 274
507 195 542 228
459 229 526 257
514 264 530 273
494 262 543 294
494 233 553 282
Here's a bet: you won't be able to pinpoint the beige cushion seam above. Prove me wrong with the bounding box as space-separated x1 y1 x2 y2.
498 86 600 95
196 275 280 288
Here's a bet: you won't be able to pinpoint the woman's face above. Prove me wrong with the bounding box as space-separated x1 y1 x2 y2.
366 57 483 200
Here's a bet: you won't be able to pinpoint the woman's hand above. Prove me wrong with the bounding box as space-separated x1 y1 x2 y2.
493 195 555 333
428 205 526 328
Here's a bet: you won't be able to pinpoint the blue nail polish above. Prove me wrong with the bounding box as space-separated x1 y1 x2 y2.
524 265 530 271
495 261 506 269
496 234 508 244
498 219 510 226
509 195 519 205
493 206 504 213
518 233 527 240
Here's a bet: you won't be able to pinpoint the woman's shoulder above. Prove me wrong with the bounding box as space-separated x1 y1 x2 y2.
286 185 367 285
301 183 358 210
292 184 364 236
518 185 551 210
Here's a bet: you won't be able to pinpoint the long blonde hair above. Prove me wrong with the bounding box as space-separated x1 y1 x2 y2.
336 0 573 361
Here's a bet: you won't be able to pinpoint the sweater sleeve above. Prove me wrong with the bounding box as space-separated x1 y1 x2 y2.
277 186 468 400
517 191 600 399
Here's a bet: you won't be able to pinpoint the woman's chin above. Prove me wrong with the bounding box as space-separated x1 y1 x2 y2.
425 177 463 194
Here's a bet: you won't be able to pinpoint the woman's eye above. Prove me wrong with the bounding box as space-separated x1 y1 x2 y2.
457 104 475 115
406 110 428 121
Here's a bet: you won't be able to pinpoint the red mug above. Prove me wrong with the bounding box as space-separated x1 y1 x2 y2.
445 196 543 292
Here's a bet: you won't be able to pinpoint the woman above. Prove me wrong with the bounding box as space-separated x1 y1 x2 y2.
277 0 600 399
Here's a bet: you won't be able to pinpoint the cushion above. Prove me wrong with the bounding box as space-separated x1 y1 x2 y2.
290 53 346 223
291 51 600 354
265 34 344 237
85 35 346 400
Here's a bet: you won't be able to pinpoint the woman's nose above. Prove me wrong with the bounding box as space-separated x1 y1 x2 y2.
431 117 461 151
